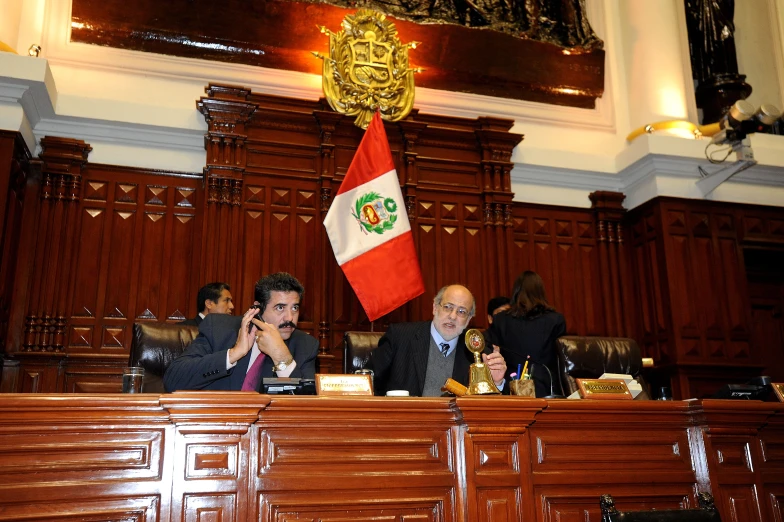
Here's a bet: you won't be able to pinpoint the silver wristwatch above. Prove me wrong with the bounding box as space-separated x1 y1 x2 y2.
273 357 294 372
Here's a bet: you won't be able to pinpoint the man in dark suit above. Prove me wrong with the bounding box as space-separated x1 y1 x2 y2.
368 284 507 396
164 273 318 391
179 282 234 326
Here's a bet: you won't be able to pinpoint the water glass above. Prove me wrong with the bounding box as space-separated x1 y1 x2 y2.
122 367 144 393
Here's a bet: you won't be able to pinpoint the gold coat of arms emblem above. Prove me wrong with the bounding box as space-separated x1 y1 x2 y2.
315 9 420 129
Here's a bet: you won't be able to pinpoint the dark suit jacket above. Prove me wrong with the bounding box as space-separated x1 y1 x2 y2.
485 310 566 397
163 314 318 392
368 321 489 397
178 315 202 327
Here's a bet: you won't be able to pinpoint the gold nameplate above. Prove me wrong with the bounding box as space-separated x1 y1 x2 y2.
577 379 633 400
773 383 784 402
315 374 373 396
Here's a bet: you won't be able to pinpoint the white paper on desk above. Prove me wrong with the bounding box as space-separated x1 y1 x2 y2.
599 373 642 398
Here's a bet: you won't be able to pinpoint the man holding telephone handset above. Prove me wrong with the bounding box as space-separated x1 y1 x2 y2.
164 272 318 392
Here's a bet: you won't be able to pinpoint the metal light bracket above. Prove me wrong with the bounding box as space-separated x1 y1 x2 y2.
697 139 757 196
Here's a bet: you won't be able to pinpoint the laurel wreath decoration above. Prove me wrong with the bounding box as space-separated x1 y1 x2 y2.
351 192 398 234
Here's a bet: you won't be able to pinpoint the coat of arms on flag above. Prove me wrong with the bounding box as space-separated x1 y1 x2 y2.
353 192 398 234
323 112 424 321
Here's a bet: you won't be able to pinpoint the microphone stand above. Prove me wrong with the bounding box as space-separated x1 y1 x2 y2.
534 362 564 399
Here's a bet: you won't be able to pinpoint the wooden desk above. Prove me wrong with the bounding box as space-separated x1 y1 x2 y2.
0 395 781 522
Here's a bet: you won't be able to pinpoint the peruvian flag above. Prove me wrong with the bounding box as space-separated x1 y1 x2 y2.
324 112 425 321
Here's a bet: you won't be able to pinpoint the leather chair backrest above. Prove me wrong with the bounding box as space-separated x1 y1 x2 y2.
129 323 199 393
600 492 721 521
343 331 384 374
555 336 645 397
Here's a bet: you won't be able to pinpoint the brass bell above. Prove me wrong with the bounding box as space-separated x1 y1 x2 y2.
464 329 500 395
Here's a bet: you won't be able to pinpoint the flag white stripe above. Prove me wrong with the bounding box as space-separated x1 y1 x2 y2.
324 169 410 266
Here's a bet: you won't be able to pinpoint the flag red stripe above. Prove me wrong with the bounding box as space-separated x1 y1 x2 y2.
336 113 395 195
340 232 425 321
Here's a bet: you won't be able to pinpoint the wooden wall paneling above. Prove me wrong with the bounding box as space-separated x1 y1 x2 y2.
14 358 62 393
68 168 201 345
167 184 199 321
712 208 753 362
645 199 763 398
0 132 31 365
0 159 41 391
628 203 676 387
0 132 18 246
509 203 603 337
662 204 702 361
62 167 201 392
397 117 429 326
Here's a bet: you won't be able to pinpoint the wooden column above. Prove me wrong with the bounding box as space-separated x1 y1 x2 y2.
476 118 523 312
23 138 91 357
313 110 344 372
590 191 632 336
196 84 258 296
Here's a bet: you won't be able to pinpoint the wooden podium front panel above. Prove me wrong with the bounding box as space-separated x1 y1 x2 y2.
759 409 784 522
530 400 703 522
0 394 171 521
254 396 460 522
699 400 778 522
0 395 782 522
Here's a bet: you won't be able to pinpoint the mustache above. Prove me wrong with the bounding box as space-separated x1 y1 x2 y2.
278 321 296 329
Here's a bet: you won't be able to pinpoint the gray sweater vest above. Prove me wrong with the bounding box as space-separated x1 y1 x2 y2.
422 336 456 397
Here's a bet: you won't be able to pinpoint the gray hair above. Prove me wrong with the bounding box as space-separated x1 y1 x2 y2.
433 284 476 318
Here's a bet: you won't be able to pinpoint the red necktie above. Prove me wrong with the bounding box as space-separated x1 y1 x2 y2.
241 352 265 391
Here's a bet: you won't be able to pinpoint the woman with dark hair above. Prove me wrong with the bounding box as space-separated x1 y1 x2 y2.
486 270 566 397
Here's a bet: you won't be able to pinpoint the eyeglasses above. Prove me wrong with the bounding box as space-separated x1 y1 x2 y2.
438 302 470 318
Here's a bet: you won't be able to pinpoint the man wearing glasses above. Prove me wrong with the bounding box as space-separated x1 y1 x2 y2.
368 284 507 396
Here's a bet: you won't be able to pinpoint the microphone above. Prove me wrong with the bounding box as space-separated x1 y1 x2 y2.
531 362 564 399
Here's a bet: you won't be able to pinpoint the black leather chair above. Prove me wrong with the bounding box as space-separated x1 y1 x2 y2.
342 331 384 374
343 331 385 393
600 492 721 521
129 323 199 393
555 336 650 399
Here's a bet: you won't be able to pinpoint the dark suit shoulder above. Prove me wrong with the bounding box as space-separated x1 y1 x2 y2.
199 313 242 332
385 321 431 339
